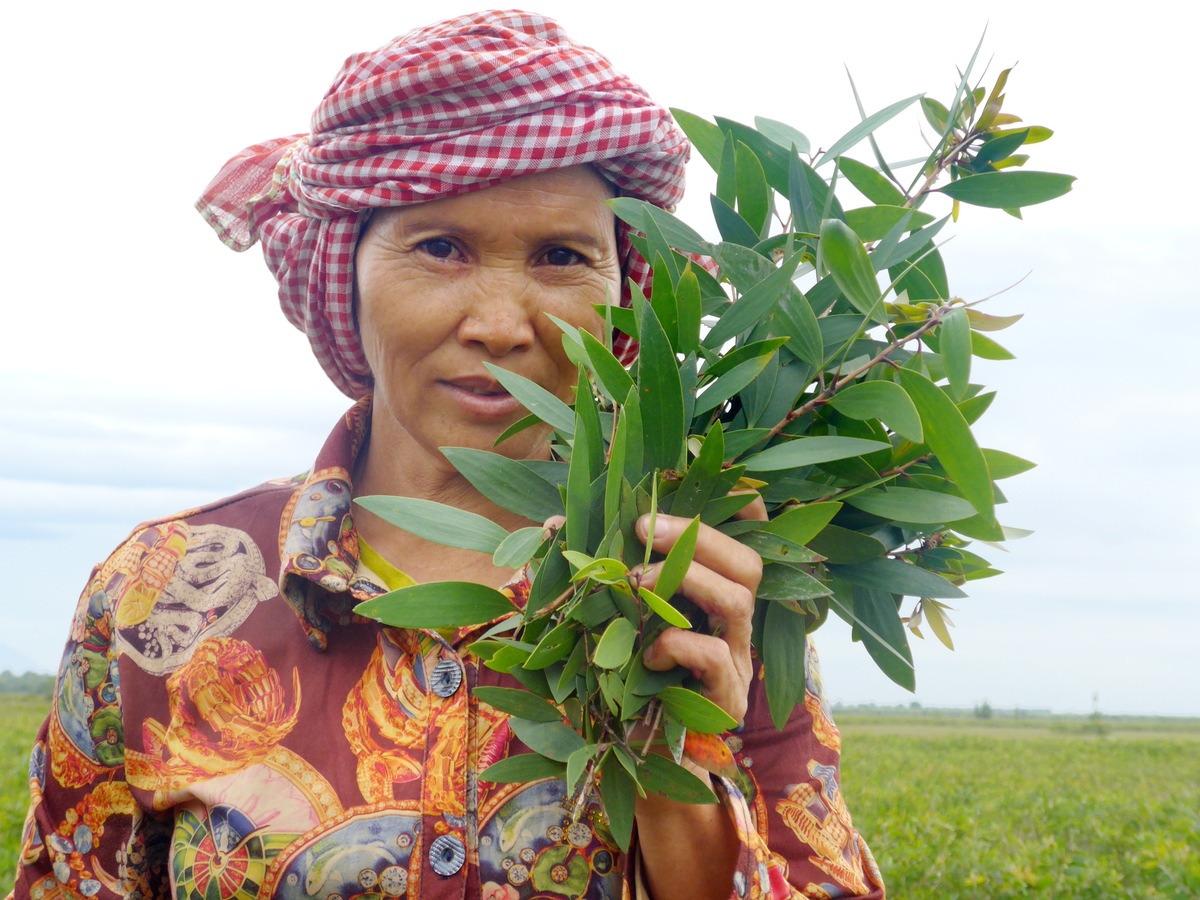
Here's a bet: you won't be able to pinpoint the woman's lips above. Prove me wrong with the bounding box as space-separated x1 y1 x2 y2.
440 377 525 419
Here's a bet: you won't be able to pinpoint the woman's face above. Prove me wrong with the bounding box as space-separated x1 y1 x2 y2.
355 166 621 470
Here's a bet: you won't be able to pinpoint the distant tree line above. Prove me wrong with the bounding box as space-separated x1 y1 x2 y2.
0 670 55 696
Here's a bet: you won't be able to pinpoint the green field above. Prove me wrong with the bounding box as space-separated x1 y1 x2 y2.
3 697 1197 897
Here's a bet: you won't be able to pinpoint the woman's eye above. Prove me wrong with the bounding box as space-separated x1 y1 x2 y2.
419 238 457 259
543 247 583 267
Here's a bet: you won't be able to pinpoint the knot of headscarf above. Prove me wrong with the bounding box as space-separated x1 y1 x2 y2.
196 10 689 398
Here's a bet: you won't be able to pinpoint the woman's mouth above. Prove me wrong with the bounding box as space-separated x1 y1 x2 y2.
441 377 525 418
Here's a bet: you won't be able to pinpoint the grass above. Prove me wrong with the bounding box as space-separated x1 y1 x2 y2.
1 694 51 893
2 697 1197 897
838 713 1200 898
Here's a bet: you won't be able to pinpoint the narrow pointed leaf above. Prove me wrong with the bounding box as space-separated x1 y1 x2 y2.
845 488 976 524
818 218 885 323
509 718 586 762
653 516 700 601
658 686 738 734
638 587 692 629
483 363 574 435
354 582 517 628
764 600 809 728
704 251 804 348
827 381 923 442
442 447 564 522
817 94 921 167
635 295 685 474
832 556 966 599
754 116 810 154
593 617 637 670
601 752 638 850
493 526 546 568
939 307 972 401
355 495 509 554
743 436 890 471
481 753 565 784
938 171 1075 208
474 687 564 723
897 369 995 528
837 157 905 205
639 753 719 804
580 330 635 405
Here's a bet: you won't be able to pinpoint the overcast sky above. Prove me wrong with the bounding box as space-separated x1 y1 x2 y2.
2 2 1196 716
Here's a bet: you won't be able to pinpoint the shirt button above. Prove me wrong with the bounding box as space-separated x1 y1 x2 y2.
428 834 466 876
431 659 463 697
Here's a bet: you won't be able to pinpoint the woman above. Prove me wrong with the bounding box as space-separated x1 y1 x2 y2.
10 12 884 900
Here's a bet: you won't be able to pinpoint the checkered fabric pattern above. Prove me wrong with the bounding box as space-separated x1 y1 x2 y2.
197 10 689 398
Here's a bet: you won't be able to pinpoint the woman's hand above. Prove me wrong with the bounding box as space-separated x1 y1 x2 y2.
635 495 767 725
630 495 767 900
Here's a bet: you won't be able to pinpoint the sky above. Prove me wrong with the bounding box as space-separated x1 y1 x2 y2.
2 2 1196 716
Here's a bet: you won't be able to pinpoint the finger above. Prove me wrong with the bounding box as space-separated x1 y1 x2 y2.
732 492 767 522
637 560 754 673
643 629 748 725
637 513 762 591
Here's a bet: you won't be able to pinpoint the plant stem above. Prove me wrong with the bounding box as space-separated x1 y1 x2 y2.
758 306 949 446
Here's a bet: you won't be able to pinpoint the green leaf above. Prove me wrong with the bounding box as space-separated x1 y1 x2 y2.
354 495 509 554
525 621 579 669
658 686 738 734
637 587 692 629
565 744 594 795
774 284 824 368
711 194 761 247
671 422 726 518
493 526 545 569
442 447 564 522
694 356 773 418
939 307 972 401
676 265 703 356
600 752 638 850
481 752 565 784
938 171 1076 208
482 363 574 435
608 197 712 256
473 687 564 723
737 531 823 565
743 436 891 471
971 332 1015 361
807 525 886 564
818 218 885 324
818 94 922 167
982 448 1036 479
837 157 905 205
653 516 700 601
593 618 638 670
832 584 915 691
635 293 686 474
763 599 809 728
788 153 820 236
844 205 934 242
827 381 923 443
735 141 771 236
509 718 586 762
754 116 810 154
705 251 803 348
639 753 718 804
845 488 976 524
757 564 832 601
354 582 516 628
761 502 842 545
580 330 635 406
832 556 966 599
897 369 996 531
670 108 725 174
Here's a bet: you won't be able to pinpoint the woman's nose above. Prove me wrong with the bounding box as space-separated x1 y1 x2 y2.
457 270 538 356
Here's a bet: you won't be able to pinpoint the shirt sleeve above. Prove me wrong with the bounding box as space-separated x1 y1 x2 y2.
8 551 171 900
709 637 885 900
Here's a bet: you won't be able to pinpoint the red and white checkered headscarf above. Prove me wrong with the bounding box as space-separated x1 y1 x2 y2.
197 10 688 398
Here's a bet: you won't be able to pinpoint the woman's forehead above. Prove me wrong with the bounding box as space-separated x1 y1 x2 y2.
366 167 618 241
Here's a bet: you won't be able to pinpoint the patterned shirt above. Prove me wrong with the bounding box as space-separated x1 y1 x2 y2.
9 400 885 900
